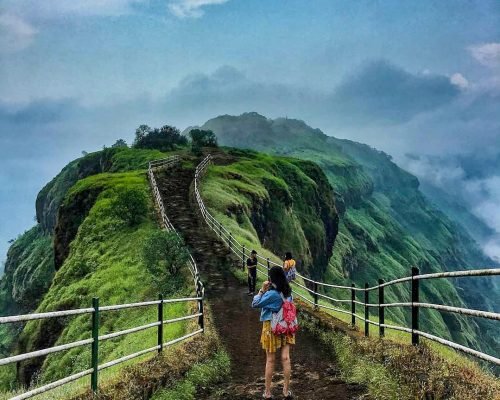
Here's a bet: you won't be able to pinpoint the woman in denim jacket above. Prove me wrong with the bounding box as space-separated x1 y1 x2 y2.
252 266 295 399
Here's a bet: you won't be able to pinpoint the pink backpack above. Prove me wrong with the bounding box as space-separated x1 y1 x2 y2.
271 293 299 336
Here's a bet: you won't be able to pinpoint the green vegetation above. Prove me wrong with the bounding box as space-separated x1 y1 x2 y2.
36 146 169 234
189 129 218 156
15 171 191 386
143 230 191 291
0 145 197 395
201 148 337 278
133 124 188 151
198 112 498 357
151 350 230 400
0 225 54 357
301 311 500 400
110 185 149 226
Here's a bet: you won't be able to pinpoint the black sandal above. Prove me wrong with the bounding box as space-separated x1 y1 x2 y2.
283 390 293 399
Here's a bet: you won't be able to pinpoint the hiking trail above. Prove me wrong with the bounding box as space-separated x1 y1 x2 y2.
155 159 366 400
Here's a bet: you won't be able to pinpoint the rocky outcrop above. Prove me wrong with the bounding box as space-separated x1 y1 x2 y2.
36 149 117 233
53 186 103 270
0 226 54 317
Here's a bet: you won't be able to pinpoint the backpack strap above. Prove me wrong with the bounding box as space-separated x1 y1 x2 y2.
281 292 293 302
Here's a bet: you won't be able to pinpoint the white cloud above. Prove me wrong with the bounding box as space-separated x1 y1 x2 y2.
468 176 500 232
168 0 230 18
0 13 37 53
450 73 469 89
468 42 500 68
483 236 500 263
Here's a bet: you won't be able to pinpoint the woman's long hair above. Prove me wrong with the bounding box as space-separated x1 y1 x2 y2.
269 266 292 297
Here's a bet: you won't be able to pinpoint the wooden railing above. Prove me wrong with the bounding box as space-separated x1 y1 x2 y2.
0 296 204 400
194 154 500 366
0 155 205 399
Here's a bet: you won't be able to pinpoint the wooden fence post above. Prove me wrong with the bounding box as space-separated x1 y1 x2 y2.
364 283 369 337
198 284 205 331
158 294 164 353
411 267 420 345
351 284 356 327
91 297 99 394
378 279 384 337
267 258 271 280
242 245 246 270
229 233 233 251
313 282 319 309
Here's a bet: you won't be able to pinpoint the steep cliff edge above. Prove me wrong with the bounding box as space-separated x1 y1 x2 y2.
202 149 338 278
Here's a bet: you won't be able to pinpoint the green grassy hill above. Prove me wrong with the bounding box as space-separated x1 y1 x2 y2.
203 149 337 278
196 112 498 357
0 147 194 394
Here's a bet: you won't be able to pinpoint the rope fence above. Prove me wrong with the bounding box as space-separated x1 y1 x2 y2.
194 154 500 367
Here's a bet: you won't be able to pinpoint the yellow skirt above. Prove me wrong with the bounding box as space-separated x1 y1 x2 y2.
260 320 295 353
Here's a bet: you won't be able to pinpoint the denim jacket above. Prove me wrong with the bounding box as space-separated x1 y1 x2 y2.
252 289 292 321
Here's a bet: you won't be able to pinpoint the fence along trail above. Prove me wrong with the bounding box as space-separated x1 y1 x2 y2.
195 154 500 368
154 155 365 399
0 156 205 400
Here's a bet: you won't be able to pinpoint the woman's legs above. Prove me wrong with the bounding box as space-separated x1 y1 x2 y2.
281 344 291 395
264 350 275 397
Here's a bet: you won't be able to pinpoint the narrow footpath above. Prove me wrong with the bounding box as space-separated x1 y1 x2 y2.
156 160 365 400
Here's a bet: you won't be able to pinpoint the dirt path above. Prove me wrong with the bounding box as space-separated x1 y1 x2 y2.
156 161 365 400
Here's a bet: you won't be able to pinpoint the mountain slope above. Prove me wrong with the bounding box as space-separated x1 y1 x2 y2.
0 147 192 392
0 145 341 393
201 148 338 278
195 112 498 356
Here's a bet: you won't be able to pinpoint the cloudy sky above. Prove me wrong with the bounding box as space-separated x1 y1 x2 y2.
1 0 500 265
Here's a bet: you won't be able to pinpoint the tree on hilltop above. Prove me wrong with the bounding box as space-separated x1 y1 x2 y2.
189 129 218 155
133 124 187 151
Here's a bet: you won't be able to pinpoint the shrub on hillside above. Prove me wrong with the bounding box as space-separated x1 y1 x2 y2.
142 231 190 290
133 124 187 151
111 187 148 226
189 129 218 155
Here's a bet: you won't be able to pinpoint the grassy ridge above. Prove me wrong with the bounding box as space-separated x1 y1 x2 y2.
0 147 195 395
202 149 337 277
199 112 498 357
17 170 192 384
199 148 498 380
